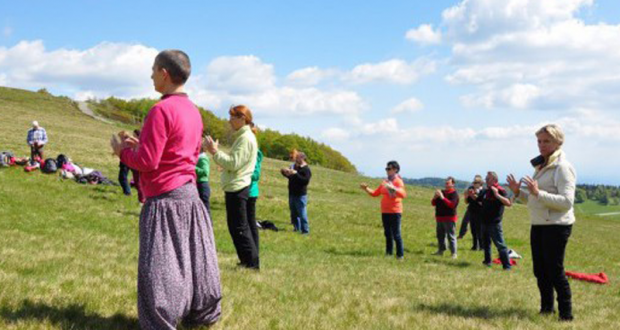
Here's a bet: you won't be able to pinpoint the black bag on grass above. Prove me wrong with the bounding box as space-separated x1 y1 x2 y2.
42 158 58 173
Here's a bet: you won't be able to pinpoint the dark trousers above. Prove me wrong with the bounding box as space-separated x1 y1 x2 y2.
132 169 144 203
531 225 573 318
247 197 259 251
30 144 44 161
382 213 404 258
458 210 470 237
119 162 131 195
469 211 482 250
481 222 511 269
225 186 259 269
197 181 211 217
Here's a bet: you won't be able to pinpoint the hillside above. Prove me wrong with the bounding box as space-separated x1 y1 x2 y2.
0 86 619 329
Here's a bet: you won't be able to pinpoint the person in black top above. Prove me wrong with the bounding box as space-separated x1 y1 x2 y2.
281 152 312 234
462 175 484 250
475 171 512 269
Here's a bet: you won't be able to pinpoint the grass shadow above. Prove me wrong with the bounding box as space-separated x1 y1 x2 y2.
0 299 139 330
415 302 531 320
423 258 471 268
323 247 375 257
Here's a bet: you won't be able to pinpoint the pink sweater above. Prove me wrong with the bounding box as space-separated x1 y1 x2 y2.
121 94 202 198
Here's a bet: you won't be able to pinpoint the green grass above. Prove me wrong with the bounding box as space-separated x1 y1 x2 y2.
1 86 619 329
575 200 620 219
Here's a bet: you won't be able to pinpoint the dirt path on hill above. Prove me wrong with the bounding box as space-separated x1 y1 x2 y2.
76 101 113 124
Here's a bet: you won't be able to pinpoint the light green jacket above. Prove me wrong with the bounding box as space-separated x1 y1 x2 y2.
213 125 258 192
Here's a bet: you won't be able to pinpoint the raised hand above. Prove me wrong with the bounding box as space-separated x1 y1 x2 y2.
506 174 521 195
203 136 219 155
522 175 540 196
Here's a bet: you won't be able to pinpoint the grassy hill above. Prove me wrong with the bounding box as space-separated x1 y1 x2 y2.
0 86 619 329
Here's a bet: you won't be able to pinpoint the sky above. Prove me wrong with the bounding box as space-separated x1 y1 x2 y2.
2 0 620 184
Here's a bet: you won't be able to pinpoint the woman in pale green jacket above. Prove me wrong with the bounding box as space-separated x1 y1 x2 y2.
204 105 259 269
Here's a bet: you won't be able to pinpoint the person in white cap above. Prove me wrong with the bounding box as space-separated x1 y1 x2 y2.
27 120 48 161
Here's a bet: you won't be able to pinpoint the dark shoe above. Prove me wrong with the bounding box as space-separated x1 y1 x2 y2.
471 246 479 251
539 309 555 315
482 261 492 267
457 235 464 239
559 314 574 322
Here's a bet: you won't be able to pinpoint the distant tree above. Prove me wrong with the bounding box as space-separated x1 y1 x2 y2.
575 189 586 204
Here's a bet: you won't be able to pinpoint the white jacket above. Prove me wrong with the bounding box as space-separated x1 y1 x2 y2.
518 150 576 226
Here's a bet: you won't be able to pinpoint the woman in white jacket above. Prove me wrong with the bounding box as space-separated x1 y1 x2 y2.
507 124 576 321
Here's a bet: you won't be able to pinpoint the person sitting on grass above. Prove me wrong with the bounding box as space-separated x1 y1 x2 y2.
360 160 407 260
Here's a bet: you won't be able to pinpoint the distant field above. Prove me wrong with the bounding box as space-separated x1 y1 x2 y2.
1 86 619 330
575 200 620 219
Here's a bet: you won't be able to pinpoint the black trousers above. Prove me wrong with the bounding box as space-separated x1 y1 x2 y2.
469 211 482 249
531 225 573 318
225 186 259 269
247 197 259 252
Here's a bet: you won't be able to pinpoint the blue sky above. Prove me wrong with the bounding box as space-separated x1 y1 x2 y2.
2 0 620 184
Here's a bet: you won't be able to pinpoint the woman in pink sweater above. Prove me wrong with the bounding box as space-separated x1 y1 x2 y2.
111 50 221 330
360 160 407 259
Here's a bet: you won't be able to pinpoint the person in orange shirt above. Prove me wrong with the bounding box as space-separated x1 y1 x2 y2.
360 161 407 260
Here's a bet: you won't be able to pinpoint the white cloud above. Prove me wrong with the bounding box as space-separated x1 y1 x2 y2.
391 97 424 114
205 55 275 93
0 40 158 99
405 24 442 45
285 66 337 87
321 127 351 141
361 118 400 135
345 58 436 85
414 0 620 111
190 56 369 117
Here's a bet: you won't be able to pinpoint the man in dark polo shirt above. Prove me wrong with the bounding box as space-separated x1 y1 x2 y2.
431 176 460 258
281 152 312 234
475 171 512 270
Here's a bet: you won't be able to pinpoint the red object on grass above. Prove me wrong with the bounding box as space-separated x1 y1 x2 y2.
565 271 608 284
492 258 517 265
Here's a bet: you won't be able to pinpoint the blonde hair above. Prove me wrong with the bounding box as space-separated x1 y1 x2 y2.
536 124 564 146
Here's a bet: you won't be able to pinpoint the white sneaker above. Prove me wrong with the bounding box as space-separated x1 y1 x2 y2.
451 254 458 259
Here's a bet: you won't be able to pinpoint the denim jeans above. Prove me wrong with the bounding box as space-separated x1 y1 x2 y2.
481 222 510 269
531 225 573 318
118 162 131 195
289 194 309 234
197 181 211 218
382 213 403 258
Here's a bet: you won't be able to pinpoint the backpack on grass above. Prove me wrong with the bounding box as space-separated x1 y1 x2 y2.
42 158 58 173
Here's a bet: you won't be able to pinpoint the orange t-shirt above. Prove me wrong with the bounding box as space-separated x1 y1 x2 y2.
371 177 407 214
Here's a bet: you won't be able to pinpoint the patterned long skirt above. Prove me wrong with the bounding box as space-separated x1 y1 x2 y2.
138 183 221 329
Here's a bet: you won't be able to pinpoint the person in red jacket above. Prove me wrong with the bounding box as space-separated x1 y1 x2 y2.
431 176 460 258
360 161 407 259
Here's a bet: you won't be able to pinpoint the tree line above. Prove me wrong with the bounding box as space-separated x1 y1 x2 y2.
575 184 620 205
87 97 357 173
